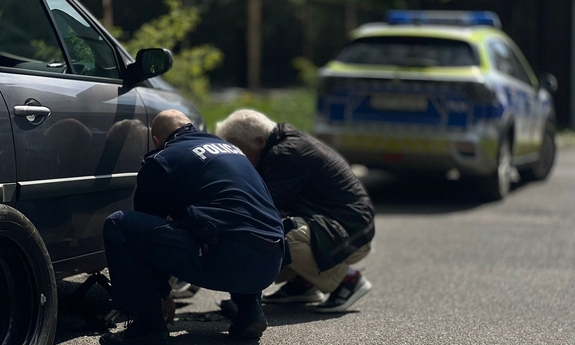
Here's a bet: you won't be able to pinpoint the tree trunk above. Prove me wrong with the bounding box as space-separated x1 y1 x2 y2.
102 0 113 29
302 0 314 61
180 0 193 50
345 2 357 34
247 0 262 90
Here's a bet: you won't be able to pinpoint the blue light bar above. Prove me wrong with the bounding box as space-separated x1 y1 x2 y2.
386 10 502 29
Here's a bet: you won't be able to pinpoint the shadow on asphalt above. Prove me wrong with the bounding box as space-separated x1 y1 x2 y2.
360 169 528 215
166 303 346 344
263 302 348 326
55 279 345 344
54 279 112 343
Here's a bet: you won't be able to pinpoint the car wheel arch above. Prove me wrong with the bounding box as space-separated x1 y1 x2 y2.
478 114 515 201
520 119 556 182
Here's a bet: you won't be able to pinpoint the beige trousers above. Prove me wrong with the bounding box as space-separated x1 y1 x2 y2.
275 217 371 293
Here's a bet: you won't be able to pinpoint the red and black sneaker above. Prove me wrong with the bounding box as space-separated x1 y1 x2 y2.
314 271 372 313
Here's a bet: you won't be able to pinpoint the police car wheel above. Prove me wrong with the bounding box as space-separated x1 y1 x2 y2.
481 137 512 201
0 205 57 345
520 122 556 181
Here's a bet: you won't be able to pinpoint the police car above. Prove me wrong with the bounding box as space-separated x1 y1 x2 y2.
313 10 558 200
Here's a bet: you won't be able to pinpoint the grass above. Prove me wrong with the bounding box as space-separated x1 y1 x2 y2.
197 88 316 134
197 87 575 150
557 129 575 148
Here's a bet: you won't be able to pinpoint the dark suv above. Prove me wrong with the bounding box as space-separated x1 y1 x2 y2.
0 0 204 343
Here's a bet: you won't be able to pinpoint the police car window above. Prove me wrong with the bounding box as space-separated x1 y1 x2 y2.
489 41 512 75
45 0 119 78
335 37 478 67
489 41 531 85
507 47 532 86
0 0 67 73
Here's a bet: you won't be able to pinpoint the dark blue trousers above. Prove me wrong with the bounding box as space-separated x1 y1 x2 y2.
103 210 283 313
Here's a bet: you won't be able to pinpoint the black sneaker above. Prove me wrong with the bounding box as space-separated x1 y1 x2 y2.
262 276 325 303
99 314 170 345
314 272 372 313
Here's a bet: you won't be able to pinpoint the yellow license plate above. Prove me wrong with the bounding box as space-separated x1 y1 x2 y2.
340 135 449 154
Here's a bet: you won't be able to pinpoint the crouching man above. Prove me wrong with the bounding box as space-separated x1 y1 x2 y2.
216 109 375 313
100 109 285 344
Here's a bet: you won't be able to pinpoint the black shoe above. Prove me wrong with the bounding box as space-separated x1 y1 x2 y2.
228 311 267 340
99 313 170 345
219 299 239 319
228 293 268 339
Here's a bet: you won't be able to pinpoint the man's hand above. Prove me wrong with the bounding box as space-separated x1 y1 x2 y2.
162 296 176 325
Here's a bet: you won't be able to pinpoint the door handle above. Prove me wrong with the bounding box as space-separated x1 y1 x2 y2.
13 99 51 125
13 105 51 117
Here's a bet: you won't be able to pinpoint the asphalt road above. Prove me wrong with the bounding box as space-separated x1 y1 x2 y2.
55 147 575 345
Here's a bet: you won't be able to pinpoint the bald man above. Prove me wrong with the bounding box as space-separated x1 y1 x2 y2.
100 110 285 345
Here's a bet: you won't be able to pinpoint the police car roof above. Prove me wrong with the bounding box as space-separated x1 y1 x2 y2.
349 21 505 42
349 10 504 41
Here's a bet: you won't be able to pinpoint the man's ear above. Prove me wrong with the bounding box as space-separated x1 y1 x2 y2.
255 136 266 149
152 135 162 149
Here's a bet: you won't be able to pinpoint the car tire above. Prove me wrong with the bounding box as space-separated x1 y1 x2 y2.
520 121 556 181
481 136 512 201
0 205 57 345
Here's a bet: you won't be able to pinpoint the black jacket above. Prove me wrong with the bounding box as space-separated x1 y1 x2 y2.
134 124 284 240
257 123 375 271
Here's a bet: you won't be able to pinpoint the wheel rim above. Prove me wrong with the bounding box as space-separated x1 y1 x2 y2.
497 139 512 196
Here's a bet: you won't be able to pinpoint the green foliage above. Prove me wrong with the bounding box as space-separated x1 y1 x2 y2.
198 88 317 134
121 0 200 53
291 57 318 88
165 45 223 103
64 32 94 63
30 40 63 62
117 0 223 101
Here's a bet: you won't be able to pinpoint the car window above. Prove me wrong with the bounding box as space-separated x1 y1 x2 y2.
0 0 120 79
46 0 120 78
335 36 478 67
488 40 532 86
507 47 533 86
0 0 67 73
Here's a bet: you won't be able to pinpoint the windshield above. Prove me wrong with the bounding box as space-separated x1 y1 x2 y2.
335 36 479 67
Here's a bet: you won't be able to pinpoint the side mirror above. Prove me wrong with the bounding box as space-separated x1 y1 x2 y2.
124 48 173 85
539 73 558 93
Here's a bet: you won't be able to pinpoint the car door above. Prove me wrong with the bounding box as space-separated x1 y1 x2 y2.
505 42 543 155
488 39 538 159
0 0 148 272
0 94 17 204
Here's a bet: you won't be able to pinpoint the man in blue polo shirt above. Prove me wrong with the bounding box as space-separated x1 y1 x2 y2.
100 109 285 345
